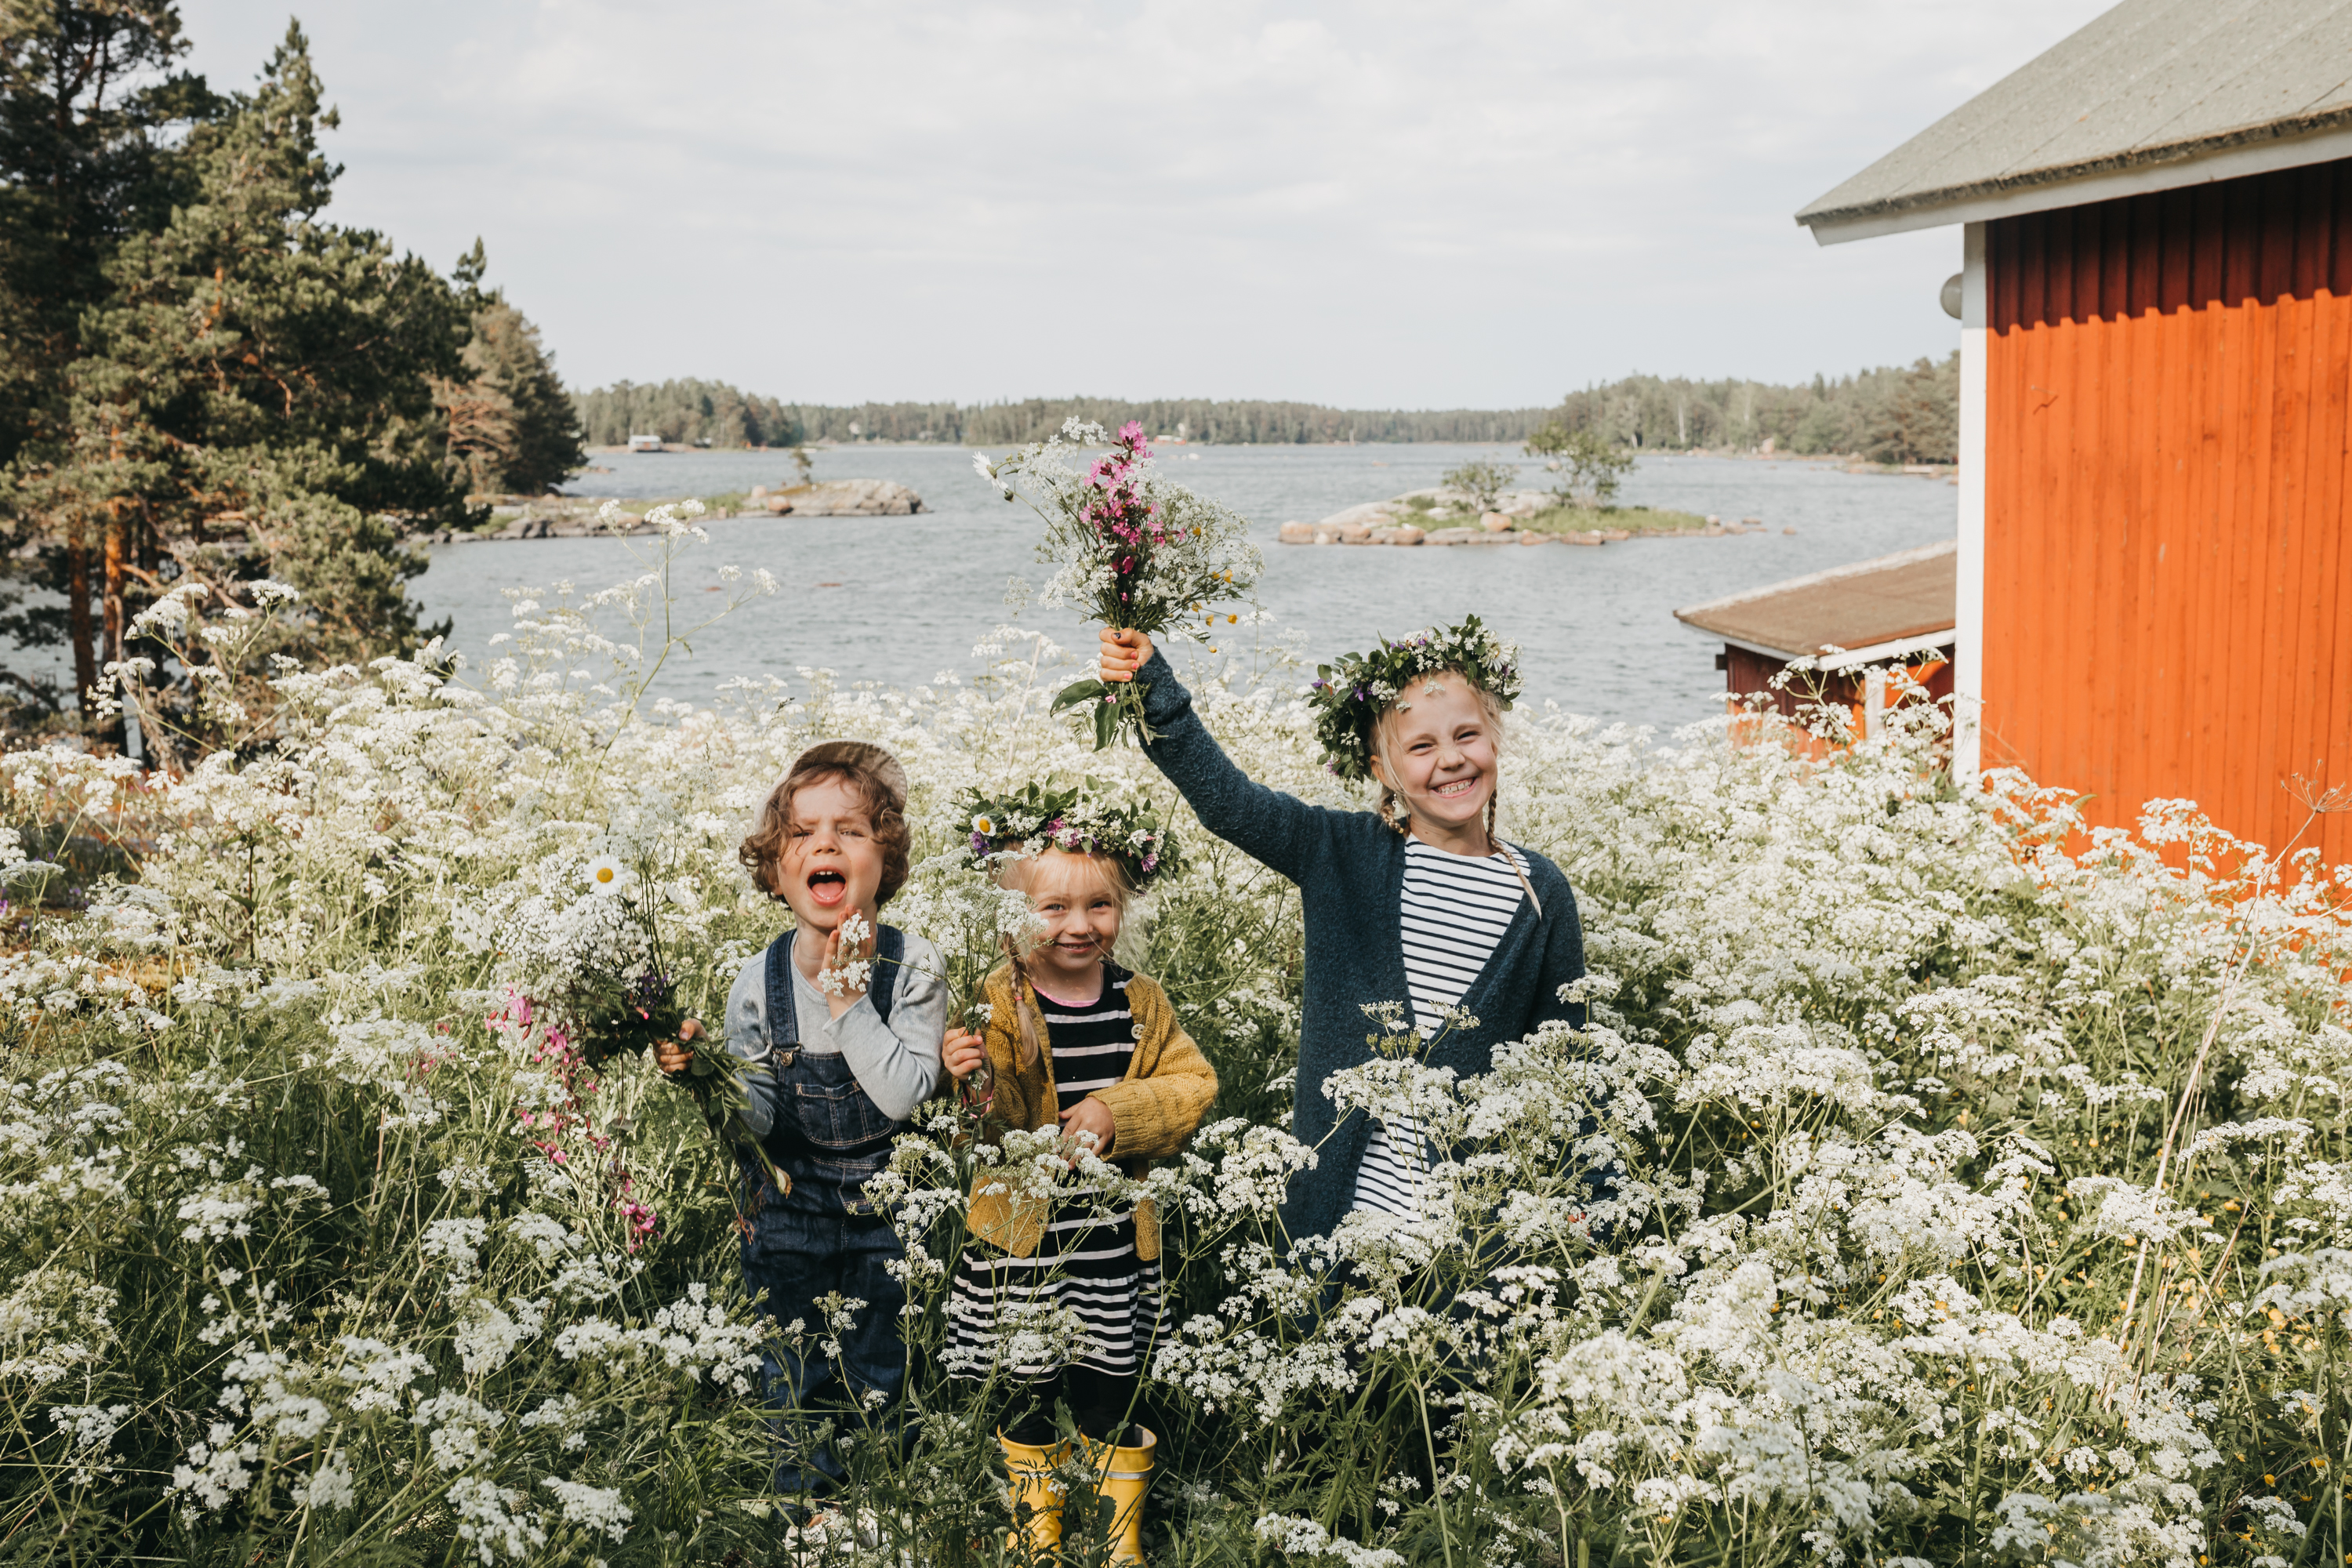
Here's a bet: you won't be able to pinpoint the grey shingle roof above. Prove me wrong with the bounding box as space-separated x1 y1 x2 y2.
1796 0 2352 235
1674 542 1955 663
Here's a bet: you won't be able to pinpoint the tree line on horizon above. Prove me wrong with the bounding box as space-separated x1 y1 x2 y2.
570 386 1555 448
0 2 583 745
1547 357 1959 466
572 361 1960 464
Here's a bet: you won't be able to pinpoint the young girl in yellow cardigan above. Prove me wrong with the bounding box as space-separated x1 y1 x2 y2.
937 782 1216 1563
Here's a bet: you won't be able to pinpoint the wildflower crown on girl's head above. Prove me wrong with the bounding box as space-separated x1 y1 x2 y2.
953 777 1181 891
1305 614 1523 783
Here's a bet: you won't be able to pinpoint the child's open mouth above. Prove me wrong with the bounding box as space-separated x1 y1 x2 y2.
806 868 848 907
1432 775 1482 800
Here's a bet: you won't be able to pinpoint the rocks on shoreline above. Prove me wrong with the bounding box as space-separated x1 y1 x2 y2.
750 479 924 517
430 479 925 543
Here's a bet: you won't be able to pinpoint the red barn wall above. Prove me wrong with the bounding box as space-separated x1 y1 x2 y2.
1983 158 2352 870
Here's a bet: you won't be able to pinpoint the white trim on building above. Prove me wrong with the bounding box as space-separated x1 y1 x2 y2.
1954 223 1989 785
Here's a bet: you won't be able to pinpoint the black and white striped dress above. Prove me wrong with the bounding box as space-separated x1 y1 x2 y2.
1351 839 1530 1217
948 966 1164 1381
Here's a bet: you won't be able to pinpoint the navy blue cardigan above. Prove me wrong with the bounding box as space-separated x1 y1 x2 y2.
1134 648 1588 1241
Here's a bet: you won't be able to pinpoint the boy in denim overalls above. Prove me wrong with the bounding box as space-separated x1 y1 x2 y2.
659 742 946 1498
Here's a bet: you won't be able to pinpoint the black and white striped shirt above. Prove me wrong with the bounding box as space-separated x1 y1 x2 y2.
1352 838 1529 1218
948 966 1163 1380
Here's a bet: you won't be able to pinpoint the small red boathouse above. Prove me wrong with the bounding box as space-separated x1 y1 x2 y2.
1675 542 1957 742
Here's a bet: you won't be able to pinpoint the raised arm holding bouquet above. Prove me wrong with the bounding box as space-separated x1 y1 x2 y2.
975 419 1261 749
1095 616 1598 1245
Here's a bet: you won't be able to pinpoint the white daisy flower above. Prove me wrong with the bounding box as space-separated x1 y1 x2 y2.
586 855 628 896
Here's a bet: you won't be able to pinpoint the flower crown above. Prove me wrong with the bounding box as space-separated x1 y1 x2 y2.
1305 614 1523 783
954 779 1182 891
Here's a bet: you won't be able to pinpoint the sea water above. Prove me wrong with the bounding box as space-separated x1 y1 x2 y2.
412 444 1956 729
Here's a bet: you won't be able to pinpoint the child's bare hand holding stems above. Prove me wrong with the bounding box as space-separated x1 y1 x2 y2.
1060 1096 1116 1162
1098 628 1152 683
942 1028 985 1080
653 1018 706 1075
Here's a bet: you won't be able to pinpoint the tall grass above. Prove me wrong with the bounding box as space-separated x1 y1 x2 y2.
2 517 2347 1566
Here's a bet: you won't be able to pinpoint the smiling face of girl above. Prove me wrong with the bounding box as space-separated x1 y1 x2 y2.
1011 849 1127 998
1368 669 1502 840
775 774 884 934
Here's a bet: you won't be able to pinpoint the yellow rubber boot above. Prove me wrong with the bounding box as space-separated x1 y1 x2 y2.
998 1432 1065 1558
1087 1425 1156 1566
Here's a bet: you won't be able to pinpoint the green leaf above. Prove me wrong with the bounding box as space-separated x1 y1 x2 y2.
1052 677 1109 716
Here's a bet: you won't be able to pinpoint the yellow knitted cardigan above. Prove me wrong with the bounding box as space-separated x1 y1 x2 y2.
964 960 1218 1261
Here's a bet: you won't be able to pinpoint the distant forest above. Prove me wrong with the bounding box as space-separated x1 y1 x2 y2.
1549 356 1958 466
571 356 1959 465
570 384 1549 448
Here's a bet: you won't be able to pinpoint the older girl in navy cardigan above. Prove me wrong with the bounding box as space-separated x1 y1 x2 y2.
1097 616 1588 1243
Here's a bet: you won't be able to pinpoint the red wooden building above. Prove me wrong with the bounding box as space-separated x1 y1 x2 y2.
1675 542 1956 742
1798 0 2352 868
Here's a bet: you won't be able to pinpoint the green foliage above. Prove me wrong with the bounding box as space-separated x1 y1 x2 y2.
441 252 584 497
19 24 463 740
0 12 572 743
1524 421 1636 506
0 0 214 727
572 393 1559 448
1553 354 1962 462
1521 502 1708 535
0 0 212 473
1438 456 1519 514
567 368 1958 459
572 378 802 449
953 399 1548 447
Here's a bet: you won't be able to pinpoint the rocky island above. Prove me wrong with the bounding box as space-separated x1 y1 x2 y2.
1277 487 1775 547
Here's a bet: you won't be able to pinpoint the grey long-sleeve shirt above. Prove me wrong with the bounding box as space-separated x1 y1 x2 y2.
721 927 947 1128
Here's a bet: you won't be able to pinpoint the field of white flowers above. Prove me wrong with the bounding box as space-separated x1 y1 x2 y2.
5 519 2350 1568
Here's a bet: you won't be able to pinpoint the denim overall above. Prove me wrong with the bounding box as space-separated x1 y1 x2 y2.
738 924 910 1495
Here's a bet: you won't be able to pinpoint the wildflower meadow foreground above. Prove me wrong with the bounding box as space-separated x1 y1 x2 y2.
5 515 2350 1568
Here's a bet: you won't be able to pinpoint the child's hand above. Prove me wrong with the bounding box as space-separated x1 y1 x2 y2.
942 1028 985 1081
1098 628 1152 684
654 1018 705 1076
818 918 873 1002
1059 1096 1116 1163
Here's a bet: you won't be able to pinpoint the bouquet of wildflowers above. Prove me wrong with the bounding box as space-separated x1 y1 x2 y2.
547 855 774 1183
564 855 691 1071
976 418 1261 747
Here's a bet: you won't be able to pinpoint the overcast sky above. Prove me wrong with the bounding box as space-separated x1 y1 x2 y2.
180 1 2114 408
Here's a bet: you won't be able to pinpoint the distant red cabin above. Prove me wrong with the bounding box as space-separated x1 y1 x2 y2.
1799 0 2352 868
1676 542 1956 744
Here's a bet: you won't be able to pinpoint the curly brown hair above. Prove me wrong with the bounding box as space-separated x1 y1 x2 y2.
738 741 913 906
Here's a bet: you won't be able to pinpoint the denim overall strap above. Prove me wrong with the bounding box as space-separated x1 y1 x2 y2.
760 924 904 1046
753 924 909 1215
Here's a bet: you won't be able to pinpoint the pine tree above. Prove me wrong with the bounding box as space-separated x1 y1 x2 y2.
439 241 583 497
0 0 212 721
27 22 467 750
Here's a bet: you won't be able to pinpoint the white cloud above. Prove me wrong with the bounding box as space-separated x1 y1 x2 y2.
180 0 2114 405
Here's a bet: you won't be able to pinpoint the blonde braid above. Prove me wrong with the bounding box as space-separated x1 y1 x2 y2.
1486 779 1544 920
1000 933 1047 1069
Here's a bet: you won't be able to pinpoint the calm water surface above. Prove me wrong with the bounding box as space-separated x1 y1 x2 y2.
413 445 1956 728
